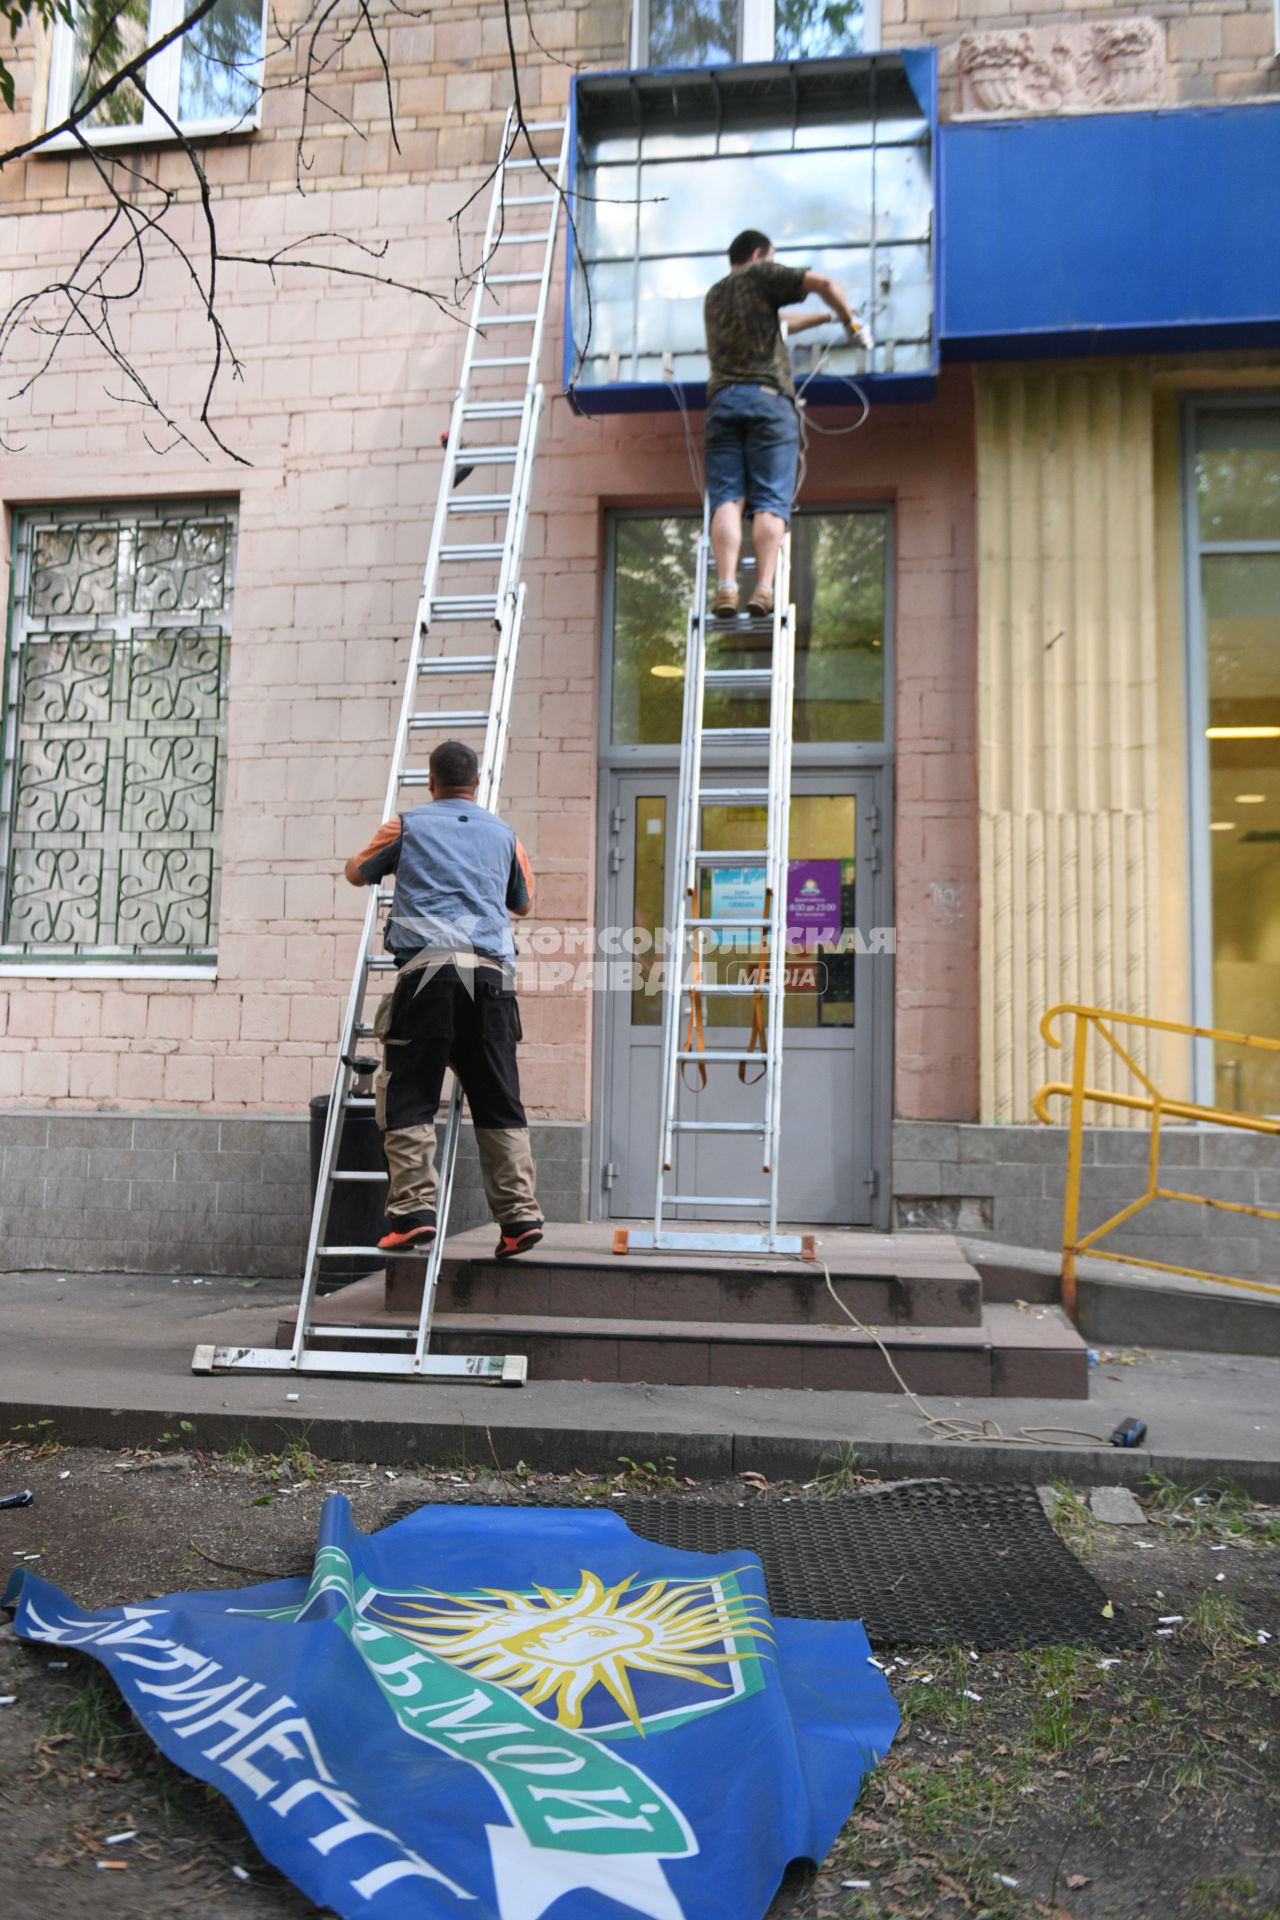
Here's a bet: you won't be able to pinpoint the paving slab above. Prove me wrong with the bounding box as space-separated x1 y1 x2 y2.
2 1269 1279 1496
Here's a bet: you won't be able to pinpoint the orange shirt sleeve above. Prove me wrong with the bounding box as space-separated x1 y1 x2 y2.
344 816 403 886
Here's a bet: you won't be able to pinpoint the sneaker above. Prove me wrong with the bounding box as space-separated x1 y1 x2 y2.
713 584 740 620
746 585 774 618
495 1220 544 1261
378 1211 437 1253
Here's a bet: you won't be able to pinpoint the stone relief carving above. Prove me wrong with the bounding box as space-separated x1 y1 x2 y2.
956 18 1167 117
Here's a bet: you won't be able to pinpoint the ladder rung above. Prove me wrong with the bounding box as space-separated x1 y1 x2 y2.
456 446 520 463
365 958 398 971
431 598 500 618
525 119 567 131
441 544 504 559
670 1121 768 1134
702 726 770 739
480 314 538 327
664 1196 771 1209
306 1326 416 1342
684 982 761 996
472 356 533 367
485 272 543 284
329 1170 389 1183
490 231 555 248
409 710 491 728
699 788 770 800
462 401 525 415
343 1090 379 1100
317 1245 421 1259
502 192 558 205
693 850 766 863
446 495 514 515
418 654 498 673
705 669 772 686
675 1050 769 1064
398 770 432 786
686 917 770 928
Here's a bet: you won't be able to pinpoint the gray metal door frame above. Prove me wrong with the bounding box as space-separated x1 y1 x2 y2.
591 761 895 1227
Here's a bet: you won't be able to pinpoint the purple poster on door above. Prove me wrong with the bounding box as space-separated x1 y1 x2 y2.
786 860 843 946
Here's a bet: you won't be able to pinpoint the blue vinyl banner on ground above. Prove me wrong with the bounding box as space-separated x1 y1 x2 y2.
8 1498 899 1919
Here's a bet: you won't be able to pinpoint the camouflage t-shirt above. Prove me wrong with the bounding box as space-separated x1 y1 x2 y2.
704 259 810 402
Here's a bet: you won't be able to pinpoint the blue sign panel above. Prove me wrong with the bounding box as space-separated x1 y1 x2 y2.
940 102 1280 356
8 1499 899 1920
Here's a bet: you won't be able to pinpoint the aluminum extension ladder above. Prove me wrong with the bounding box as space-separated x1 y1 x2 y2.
193 107 569 1384
621 512 804 1257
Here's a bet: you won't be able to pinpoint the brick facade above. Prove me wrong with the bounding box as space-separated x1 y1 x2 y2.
0 0 1274 1263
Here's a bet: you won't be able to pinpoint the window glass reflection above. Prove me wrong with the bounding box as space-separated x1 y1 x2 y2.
773 0 866 60
179 0 263 122
610 511 887 746
646 0 737 67
1197 409 1280 544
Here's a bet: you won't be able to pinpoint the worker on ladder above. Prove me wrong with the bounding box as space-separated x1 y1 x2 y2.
704 229 862 620
344 740 544 1262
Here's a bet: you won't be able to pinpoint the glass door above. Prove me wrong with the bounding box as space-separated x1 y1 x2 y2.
598 770 884 1223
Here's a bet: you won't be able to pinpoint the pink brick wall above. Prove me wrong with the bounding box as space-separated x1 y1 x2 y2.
1 0 978 1124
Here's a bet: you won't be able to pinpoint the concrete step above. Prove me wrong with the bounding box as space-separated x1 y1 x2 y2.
961 1235 1280 1357
385 1224 984 1329
287 1281 1088 1399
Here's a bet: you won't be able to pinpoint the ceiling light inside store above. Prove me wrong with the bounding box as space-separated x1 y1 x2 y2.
1210 821 1237 832
1234 794 1267 804
1206 726 1280 739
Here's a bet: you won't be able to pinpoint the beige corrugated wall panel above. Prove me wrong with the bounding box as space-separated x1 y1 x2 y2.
978 367 1160 1123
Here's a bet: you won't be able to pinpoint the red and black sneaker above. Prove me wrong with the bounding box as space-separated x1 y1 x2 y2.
494 1220 543 1261
377 1211 437 1254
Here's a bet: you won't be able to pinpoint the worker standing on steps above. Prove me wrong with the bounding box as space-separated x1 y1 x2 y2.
343 739 544 1262
704 228 862 621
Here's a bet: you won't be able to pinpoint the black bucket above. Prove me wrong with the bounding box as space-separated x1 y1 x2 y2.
308 1085 387 1289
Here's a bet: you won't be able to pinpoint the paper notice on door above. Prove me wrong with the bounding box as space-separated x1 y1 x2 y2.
709 865 767 948
786 860 843 946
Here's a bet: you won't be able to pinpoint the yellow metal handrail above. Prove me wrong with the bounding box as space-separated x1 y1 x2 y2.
1034 1003 1280 1320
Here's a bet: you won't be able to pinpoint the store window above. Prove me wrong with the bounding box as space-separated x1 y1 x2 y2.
45 0 266 144
0 501 236 968
609 508 888 747
638 0 878 66
1189 402 1280 1112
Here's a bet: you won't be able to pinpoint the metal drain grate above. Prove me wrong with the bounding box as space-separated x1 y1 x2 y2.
382 1483 1135 1651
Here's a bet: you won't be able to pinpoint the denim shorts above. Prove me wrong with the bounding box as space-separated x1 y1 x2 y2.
705 382 801 523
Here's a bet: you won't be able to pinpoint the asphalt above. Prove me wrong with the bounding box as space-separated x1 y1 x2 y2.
2 1269 1279 1496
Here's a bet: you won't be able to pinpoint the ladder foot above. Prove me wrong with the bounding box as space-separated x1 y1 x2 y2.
612 1228 630 1257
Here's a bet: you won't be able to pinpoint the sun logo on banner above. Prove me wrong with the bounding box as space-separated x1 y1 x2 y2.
370 1569 772 1737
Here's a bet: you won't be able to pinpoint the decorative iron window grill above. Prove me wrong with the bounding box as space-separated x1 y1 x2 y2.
0 501 236 966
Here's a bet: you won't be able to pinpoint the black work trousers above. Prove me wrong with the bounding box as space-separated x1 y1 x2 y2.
374 963 539 1226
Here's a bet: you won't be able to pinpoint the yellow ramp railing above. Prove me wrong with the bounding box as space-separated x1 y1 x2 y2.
1034 1004 1280 1320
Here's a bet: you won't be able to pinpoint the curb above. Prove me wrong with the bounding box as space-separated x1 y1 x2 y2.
6 1397 1279 1502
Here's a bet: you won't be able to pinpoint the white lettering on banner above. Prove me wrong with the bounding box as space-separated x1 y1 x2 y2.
222 1713 337 1799
527 1786 661 1836
271 1778 472 1899
16 1605 479 1912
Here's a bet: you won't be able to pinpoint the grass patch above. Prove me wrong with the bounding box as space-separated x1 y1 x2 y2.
1141 1472 1264 1542
805 1445 865 1499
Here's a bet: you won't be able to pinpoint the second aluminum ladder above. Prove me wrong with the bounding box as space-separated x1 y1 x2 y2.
194 107 569 1383
623 512 803 1257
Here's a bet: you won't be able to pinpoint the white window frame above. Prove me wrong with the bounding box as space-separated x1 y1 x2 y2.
632 0 882 66
43 0 267 149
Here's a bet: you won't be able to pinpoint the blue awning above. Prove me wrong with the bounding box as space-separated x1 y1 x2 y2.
939 101 1280 357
